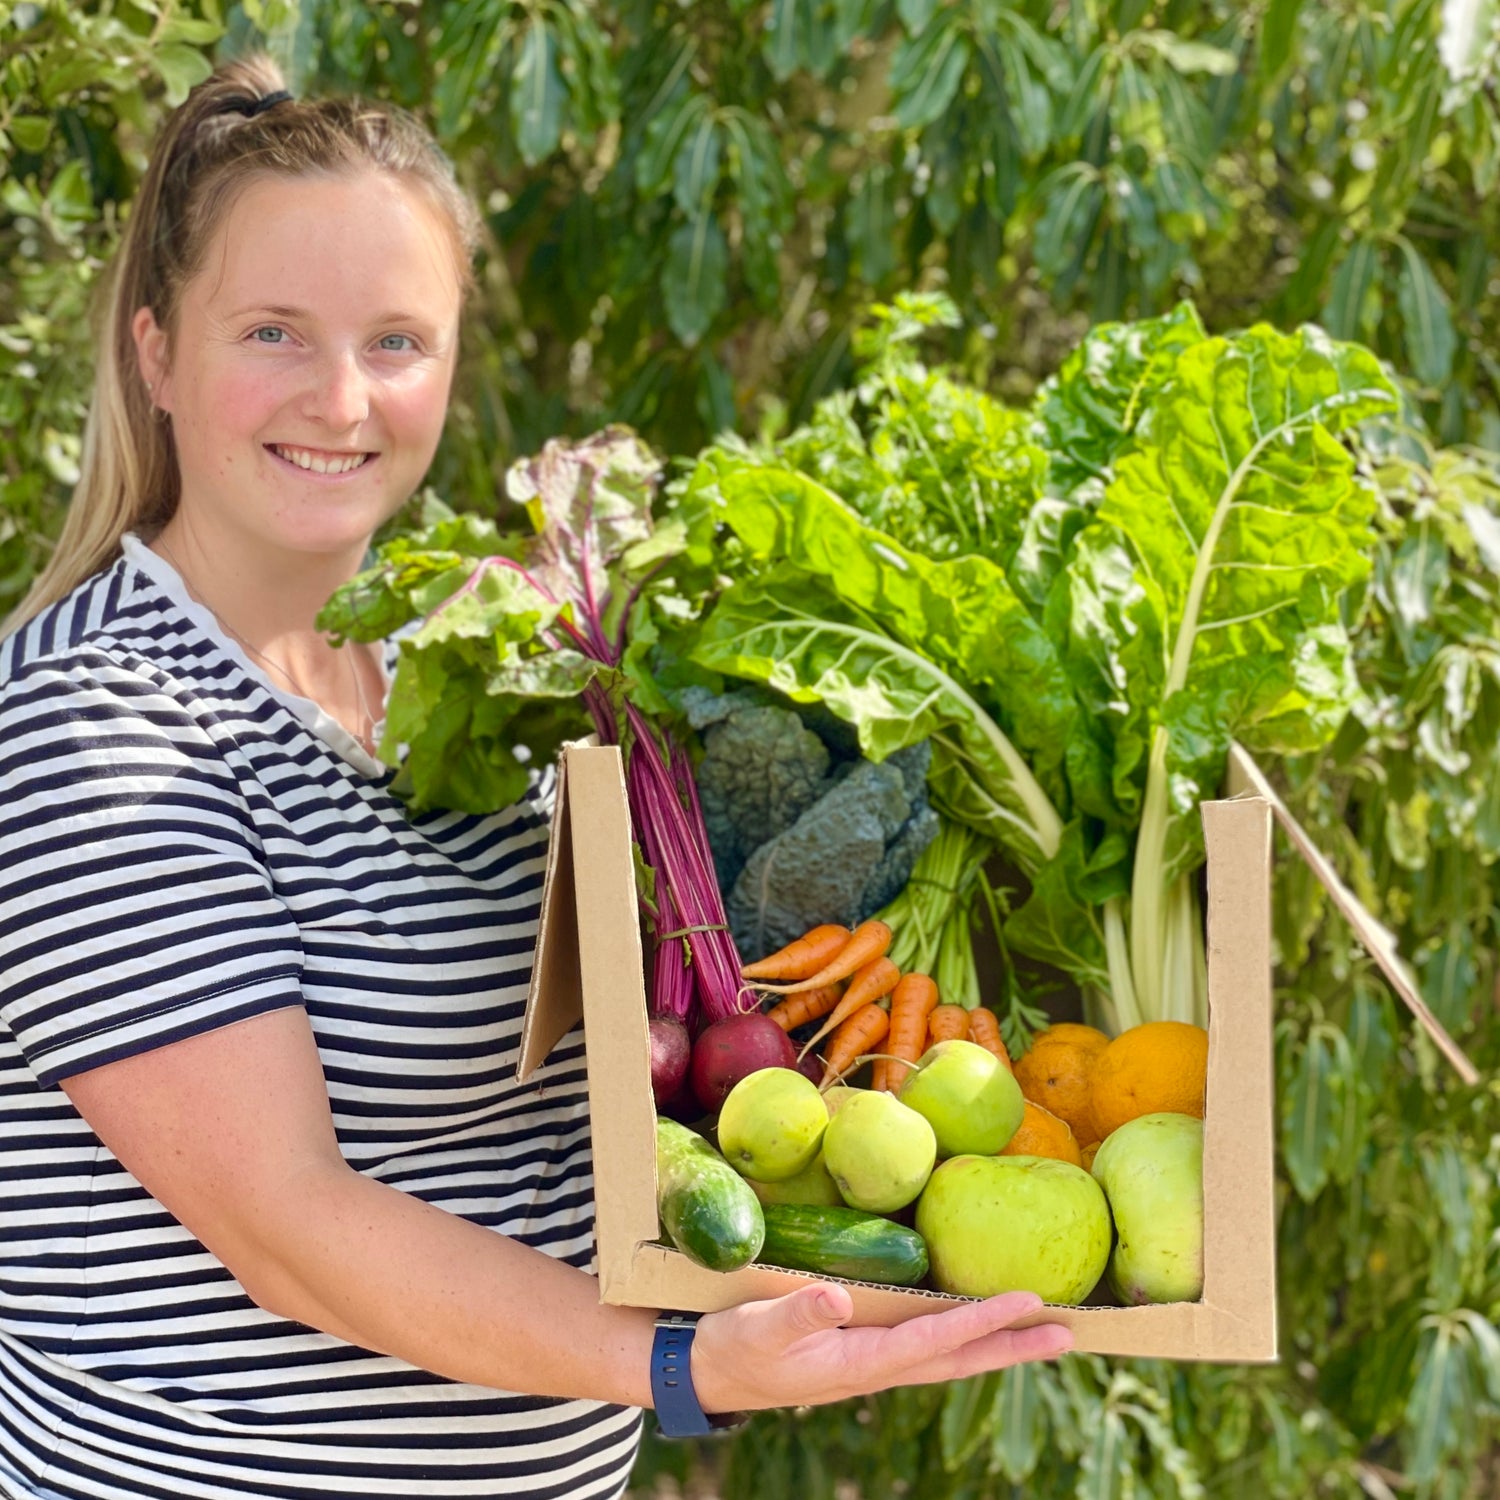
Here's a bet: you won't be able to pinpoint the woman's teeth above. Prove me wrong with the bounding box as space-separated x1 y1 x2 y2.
269 444 372 474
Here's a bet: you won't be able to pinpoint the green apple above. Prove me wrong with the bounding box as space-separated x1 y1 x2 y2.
822 1089 937 1213
897 1039 1025 1158
916 1154 1111 1304
747 1147 845 1207
1090 1112 1204 1305
717 1067 828 1182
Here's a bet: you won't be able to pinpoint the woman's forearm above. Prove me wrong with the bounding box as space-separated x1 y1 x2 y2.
234 1158 658 1406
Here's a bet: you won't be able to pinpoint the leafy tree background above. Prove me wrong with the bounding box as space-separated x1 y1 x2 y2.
3 0 1499 1492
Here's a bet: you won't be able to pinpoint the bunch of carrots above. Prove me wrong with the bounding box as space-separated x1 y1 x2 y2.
743 921 1010 1089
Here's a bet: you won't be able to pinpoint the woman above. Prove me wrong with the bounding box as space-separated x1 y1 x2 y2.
0 54 1073 1500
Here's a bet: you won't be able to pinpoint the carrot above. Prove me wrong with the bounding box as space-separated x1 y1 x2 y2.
870 1056 890 1093
884 973 940 1090
927 1003 970 1048
749 919 893 995
819 1002 889 1086
741 924 851 982
763 982 843 1032
797 956 902 1059
967 1006 1012 1072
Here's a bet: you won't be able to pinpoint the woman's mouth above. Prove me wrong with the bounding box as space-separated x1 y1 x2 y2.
266 443 377 476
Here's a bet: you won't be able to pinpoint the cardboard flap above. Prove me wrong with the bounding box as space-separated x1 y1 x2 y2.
1227 743 1479 1087
518 751 584 1082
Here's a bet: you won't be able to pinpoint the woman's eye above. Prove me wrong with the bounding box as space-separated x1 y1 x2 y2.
251 326 287 344
378 333 415 352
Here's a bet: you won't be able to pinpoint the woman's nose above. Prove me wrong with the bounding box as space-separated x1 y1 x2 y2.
304 347 371 430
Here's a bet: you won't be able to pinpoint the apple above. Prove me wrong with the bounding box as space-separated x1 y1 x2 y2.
1090 1112 1204 1305
822 1089 937 1213
717 1067 828 1182
897 1039 1025 1157
916 1154 1111 1304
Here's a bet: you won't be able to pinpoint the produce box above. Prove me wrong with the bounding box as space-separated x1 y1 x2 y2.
518 742 1464 1363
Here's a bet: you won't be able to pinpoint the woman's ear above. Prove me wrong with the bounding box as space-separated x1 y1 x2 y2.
132 305 172 412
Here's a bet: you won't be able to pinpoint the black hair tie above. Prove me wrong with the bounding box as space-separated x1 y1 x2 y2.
222 90 293 119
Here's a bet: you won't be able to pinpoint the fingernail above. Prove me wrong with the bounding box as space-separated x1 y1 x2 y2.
816 1290 840 1316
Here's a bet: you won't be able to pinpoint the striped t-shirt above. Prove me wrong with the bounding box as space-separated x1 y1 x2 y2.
0 534 642 1500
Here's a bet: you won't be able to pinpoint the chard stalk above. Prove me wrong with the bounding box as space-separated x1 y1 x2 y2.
1102 896 1141 1032
1129 429 1273 1022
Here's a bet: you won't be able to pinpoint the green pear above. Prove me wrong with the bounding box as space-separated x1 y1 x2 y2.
916 1154 1111 1304
1090 1112 1204 1305
898 1039 1025 1157
822 1089 936 1213
747 1147 845 1207
717 1067 828 1182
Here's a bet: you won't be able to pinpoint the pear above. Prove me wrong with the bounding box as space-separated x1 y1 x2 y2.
822 1089 936 1213
1090 1112 1204 1304
747 1147 845 1207
717 1067 828 1182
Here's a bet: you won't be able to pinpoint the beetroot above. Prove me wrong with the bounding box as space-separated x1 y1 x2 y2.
690 1011 797 1114
795 1050 824 1089
648 1014 692 1109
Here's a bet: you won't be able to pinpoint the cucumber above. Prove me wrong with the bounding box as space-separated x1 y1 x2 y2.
758 1203 929 1287
655 1117 765 1272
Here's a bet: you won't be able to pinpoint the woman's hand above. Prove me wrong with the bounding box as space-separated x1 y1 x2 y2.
689 1283 1073 1414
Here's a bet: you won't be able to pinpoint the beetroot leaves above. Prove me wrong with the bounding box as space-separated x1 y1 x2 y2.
318 428 751 1032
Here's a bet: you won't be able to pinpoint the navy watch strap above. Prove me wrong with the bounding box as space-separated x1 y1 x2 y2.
650 1314 744 1438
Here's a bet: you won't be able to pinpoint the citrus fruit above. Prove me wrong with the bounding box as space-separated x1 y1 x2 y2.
999 1100 1083 1167
1088 1021 1208 1141
1012 1023 1110 1146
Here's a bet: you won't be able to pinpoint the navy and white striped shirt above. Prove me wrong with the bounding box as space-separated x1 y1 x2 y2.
0 534 641 1499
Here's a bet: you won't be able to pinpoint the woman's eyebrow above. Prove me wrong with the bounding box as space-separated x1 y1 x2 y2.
227 302 435 326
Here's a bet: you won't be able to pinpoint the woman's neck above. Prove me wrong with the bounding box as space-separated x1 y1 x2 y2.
148 517 384 748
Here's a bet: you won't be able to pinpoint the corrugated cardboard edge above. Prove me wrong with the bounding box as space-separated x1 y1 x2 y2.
1226 743 1479 1087
523 745 1279 1363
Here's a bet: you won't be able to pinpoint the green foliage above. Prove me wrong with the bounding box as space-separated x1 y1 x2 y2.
6 0 1500 620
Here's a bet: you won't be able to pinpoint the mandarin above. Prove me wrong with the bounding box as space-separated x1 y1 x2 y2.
1088 1021 1208 1140
1012 1023 1110 1146
999 1100 1083 1167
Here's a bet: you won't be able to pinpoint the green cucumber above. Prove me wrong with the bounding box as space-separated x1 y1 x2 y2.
655 1117 765 1272
758 1203 929 1286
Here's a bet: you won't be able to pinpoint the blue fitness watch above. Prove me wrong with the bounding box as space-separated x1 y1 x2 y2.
650 1313 745 1438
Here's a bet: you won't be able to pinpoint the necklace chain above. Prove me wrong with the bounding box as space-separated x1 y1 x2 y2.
155 537 379 755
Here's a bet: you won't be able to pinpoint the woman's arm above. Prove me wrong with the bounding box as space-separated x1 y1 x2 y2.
62 1007 1070 1414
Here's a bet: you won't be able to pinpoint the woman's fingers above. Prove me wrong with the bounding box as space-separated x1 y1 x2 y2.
693 1286 1072 1414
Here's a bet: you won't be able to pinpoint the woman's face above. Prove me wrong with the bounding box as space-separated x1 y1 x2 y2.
134 169 464 562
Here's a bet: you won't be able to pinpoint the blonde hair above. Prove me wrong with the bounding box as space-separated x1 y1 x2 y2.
3 52 484 636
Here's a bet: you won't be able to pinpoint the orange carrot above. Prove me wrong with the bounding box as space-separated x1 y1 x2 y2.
884 973 940 1089
967 1006 1012 1072
763 982 843 1032
749 919 893 995
870 1056 890 1093
798 956 902 1059
927 1004 970 1049
819 1002 890 1086
741 924 852 982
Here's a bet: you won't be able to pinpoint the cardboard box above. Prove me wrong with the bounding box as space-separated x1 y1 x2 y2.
519 742 1471 1363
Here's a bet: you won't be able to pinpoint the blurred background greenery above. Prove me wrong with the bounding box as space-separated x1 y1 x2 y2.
3 1 1499 1494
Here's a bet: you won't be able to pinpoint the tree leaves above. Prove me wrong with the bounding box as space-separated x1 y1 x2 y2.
664 213 729 345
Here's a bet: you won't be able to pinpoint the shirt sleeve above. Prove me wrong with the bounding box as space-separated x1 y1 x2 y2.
0 654 305 1087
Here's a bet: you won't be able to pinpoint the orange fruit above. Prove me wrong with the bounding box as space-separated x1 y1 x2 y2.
999 1100 1083 1167
1012 1023 1110 1146
1088 1021 1209 1140
1080 1140 1100 1173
